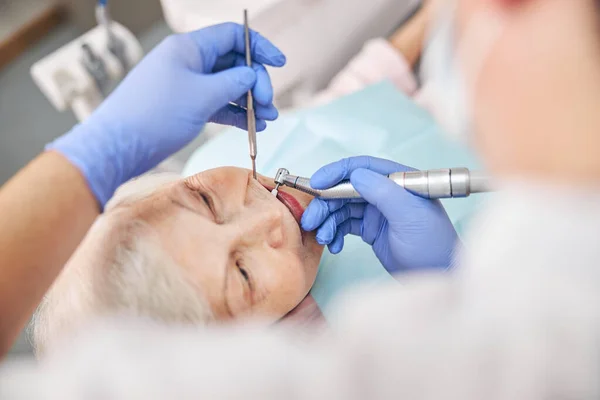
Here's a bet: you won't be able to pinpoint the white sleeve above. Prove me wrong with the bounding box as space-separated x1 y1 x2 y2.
3 183 600 399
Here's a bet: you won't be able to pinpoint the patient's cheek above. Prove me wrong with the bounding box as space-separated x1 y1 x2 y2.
283 258 314 303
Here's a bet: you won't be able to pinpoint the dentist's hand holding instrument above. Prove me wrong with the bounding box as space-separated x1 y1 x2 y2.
48 23 285 207
301 156 459 273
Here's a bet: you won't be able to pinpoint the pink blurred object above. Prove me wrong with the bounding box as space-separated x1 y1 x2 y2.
311 38 419 106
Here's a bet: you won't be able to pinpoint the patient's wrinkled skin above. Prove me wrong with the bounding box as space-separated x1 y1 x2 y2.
104 167 324 322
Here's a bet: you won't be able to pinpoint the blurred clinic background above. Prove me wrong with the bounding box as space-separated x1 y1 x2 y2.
0 0 423 355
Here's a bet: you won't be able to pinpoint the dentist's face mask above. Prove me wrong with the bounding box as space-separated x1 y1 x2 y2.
421 1 504 144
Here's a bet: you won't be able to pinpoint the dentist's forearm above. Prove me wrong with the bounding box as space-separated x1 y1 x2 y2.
0 151 98 356
389 1 434 67
389 10 427 66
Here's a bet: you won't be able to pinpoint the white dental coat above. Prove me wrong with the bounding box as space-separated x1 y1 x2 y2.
2 182 600 399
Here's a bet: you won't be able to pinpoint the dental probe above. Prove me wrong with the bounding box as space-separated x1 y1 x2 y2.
244 9 258 180
273 168 492 200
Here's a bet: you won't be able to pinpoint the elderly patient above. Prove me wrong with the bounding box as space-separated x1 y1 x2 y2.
32 167 323 353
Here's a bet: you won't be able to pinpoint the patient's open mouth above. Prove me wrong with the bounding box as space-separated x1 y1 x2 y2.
261 184 305 224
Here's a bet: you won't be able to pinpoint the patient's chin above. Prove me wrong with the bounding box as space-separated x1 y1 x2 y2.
279 295 325 331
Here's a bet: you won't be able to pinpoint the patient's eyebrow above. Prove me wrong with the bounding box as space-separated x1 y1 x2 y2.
169 198 194 212
168 195 202 213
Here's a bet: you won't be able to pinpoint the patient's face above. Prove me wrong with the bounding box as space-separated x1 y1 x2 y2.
105 167 323 322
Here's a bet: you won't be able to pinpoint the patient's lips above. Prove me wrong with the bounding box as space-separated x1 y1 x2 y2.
261 184 305 224
276 191 305 224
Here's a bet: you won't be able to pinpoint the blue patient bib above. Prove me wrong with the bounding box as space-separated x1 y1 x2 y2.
184 82 485 317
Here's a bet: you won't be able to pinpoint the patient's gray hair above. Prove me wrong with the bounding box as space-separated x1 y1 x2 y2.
31 173 213 355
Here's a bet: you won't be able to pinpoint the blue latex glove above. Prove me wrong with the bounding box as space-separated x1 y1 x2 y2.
301 157 459 273
47 23 286 207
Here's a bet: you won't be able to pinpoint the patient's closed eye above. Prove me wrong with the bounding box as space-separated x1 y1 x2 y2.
235 259 255 307
196 190 220 222
237 261 251 287
200 193 212 211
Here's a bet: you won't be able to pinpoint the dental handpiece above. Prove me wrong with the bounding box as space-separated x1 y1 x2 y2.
273 167 491 199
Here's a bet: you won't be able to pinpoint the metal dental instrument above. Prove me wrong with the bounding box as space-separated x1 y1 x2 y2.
271 168 287 196
244 9 258 180
273 167 492 200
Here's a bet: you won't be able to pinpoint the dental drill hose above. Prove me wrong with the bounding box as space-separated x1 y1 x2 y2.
274 168 492 200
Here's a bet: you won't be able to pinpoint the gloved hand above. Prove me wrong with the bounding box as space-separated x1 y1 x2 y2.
301 157 459 273
47 23 286 207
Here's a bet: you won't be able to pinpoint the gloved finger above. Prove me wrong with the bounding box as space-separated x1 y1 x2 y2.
360 204 387 246
197 67 256 118
216 57 274 106
301 198 353 231
315 203 364 245
350 168 421 224
327 219 362 254
328 234 344 255
252 63 273 105
230 97 278 121
210 105 267 131
255 103 278 121
187 23 286 71
310 156 416 190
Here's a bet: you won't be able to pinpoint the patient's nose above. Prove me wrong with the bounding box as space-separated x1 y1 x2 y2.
239 208 285 248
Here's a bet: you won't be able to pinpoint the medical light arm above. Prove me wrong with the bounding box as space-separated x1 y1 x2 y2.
273 167 492 200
